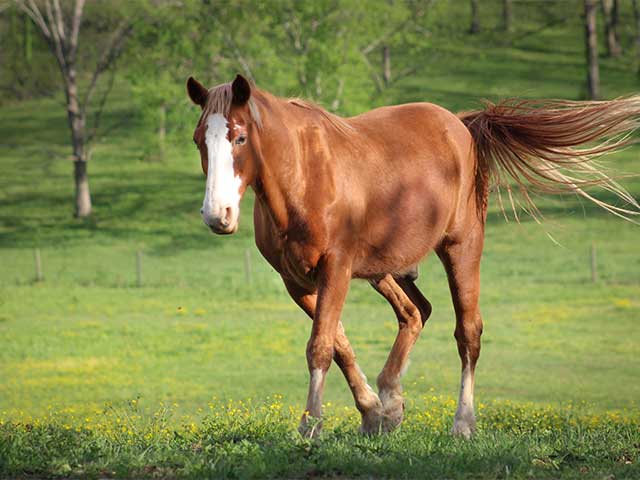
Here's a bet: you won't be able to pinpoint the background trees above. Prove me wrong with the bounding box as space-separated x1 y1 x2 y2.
584 0 600 100
2 0 639 216
13 0 135 216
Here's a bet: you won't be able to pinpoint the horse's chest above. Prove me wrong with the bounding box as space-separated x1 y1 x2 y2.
254 211 323 290
278 238 322 290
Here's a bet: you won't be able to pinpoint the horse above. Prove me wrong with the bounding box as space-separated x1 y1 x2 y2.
186 74 639 438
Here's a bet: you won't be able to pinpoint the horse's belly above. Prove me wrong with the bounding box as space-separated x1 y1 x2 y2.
352 228 440 279
352 180 454 278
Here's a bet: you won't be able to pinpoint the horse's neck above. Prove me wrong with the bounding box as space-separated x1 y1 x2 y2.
252 93 336 235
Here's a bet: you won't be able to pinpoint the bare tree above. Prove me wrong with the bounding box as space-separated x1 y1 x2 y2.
584 0 599 100
15 0 133 217
382 45 391 87
633 0 640 76
601 0 621 57
502 0 513 32
359 2 431 95
470 0 480 34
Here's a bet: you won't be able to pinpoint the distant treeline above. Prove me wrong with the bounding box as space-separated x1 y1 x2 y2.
0 0 637 217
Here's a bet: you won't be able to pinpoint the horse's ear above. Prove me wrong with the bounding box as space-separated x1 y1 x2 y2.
231 74 251 106
187 76 207 108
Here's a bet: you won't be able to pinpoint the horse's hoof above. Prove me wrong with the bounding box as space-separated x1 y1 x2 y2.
359 407 385 435
451 416 476 439
377 390 404 432
359 403 403 435
382 403 404 432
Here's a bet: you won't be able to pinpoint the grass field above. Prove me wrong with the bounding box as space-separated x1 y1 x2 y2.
1 9 640 479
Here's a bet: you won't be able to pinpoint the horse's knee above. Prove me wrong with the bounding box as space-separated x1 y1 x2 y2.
454 314 483 360
399 302 423 336
306 337 334 371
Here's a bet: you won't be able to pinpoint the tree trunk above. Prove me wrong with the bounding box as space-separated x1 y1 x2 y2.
634 0 640 77
158 102 166 160
382 45 391 87
601 0 621 57
74 160 92 217
23 13 32 63
502 0 513 32
470 0 480 34
584 0 600 100
66 68 92 217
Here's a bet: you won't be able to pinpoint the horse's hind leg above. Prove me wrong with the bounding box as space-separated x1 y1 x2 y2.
437 226 484 438
369 273 432 432
283 279 383 433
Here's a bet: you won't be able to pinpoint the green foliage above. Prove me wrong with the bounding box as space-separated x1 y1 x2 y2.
0 7 58 101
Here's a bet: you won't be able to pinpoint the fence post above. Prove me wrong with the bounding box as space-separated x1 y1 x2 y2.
34 248 43 282
244 249 252 284
136 251 143 288
590 242 598 283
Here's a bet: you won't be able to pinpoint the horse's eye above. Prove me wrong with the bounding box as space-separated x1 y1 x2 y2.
235 135 246 146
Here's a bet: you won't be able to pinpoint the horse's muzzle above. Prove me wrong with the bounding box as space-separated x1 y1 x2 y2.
201 206 238 235
207 222 237 235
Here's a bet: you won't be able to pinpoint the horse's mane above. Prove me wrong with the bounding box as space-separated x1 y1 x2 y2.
201 82 262 128
200 82 352 137
288 98 353 137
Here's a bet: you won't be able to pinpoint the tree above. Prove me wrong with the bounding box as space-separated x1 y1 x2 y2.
584 0 599 100
502 0 513 32
356 0 434 102
274 0 353 108
601 0 620 57
633 0 640 76
15 0 134 217
127 2 206 161
470 0 480 34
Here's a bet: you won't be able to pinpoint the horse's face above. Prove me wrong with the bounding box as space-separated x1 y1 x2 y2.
187 75 257 235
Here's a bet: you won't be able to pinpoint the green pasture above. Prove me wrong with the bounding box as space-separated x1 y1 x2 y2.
1 4 639 478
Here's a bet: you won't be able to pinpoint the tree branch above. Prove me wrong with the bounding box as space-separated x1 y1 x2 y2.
360 2 429 56
43 0 68 73
224 34 256 84
68 0 85 64
15 0 51 39
51 0 67 46
81 19 133 118
86 64 117 145
360 50 384 93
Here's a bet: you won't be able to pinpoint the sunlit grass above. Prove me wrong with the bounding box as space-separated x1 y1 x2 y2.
1 397 638 479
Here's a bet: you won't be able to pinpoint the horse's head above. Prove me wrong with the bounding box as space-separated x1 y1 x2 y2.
187 74 260 235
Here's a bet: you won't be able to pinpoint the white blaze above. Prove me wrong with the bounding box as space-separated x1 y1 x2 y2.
202 113 242 227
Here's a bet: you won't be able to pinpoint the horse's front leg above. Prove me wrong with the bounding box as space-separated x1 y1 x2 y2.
299 252 352 439
284 279 383 434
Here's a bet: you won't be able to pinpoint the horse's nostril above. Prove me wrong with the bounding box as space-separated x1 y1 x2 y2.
200 208 204 215
222 206 233 226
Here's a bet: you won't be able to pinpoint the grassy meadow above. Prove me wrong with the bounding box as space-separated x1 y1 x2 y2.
1 6 640 479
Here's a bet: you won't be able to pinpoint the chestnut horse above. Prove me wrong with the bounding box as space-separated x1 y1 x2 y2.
187 74 639 438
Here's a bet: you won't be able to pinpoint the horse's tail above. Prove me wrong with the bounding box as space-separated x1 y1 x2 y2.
459 97 640 221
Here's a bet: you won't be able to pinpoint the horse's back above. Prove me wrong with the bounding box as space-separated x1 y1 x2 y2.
342 102 479 277
349 102 472 151
346 101 476 195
